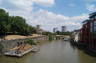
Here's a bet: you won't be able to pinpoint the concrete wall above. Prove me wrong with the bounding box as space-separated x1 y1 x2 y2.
0 36 48 52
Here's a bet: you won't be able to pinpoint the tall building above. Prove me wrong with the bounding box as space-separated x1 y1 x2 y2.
37 25 40 30
53 27 57 33
61 26 66 32
36 25 42 34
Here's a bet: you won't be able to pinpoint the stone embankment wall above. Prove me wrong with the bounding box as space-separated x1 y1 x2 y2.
0 36 48 52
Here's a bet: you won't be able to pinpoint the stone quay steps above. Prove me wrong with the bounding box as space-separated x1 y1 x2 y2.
4 46 39 57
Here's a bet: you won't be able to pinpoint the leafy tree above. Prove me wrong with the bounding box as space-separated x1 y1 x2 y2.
42 31 53 35
56 31 61 35
0 9 9 35
56 31 71 35
0 8 37 36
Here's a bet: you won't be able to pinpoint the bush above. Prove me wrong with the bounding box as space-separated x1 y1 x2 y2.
26 39 37 45
48 35 53 41
0 44 3 53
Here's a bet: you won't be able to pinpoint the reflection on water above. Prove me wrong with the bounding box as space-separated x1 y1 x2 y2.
0 40 96 63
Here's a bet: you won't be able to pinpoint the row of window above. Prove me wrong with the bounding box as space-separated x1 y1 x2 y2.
90 21 96 33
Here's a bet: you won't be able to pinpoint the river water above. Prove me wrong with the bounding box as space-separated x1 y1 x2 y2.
0 40 96 63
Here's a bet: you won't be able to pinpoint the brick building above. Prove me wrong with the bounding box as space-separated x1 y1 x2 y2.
79 12 96 52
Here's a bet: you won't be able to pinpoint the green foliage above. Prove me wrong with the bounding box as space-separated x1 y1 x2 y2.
0 9 9 35
0 8 36 36
0 44 3 53
48 35 53 41
56 31 71 35
42 31 55 41
26 39 37 45
42 31 55 35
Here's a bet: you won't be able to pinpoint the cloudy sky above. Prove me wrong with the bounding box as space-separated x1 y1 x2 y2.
0 0 96 32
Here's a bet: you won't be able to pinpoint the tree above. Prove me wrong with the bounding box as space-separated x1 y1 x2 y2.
0 9 9 35
0 8 37 36
56 31 61 35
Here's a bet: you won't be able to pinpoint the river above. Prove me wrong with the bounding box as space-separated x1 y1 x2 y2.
0 40 96 63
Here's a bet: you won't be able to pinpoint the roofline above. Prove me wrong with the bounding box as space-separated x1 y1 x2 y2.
82 19 90 23
89 12 96 18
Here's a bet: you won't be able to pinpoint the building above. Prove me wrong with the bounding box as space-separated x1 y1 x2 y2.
61 26 66 32
71 30 80 43
36 25 40 30
53 27 57 33
79 12 96 53
36 25 43 34
88 12 96 51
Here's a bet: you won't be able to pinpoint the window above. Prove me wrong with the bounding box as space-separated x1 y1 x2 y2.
90 22 93 32
95 16 96 19
94 21 96 32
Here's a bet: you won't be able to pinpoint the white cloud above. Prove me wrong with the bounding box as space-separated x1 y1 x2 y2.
8 8 88 31
26 9 88 31
70 14 89 21
3 0 88 31
10 0 34 11
9 0 55 11
86 4 96 12
33 0 55 6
